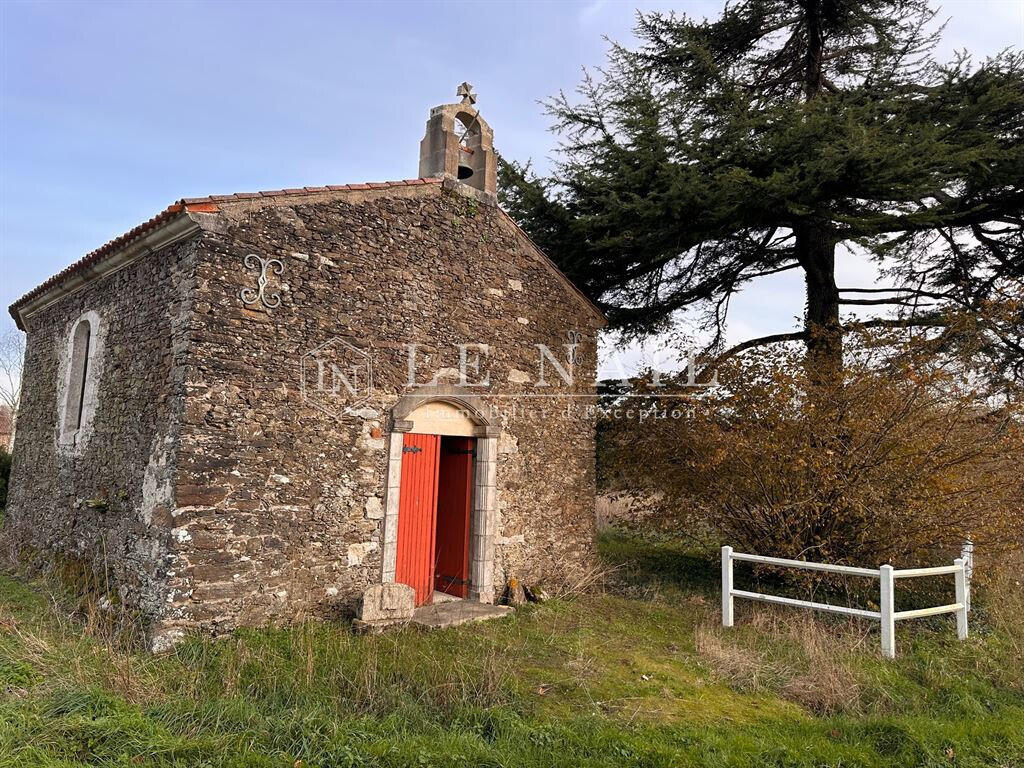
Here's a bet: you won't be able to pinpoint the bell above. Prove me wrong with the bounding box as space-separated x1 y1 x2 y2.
457 145 475 180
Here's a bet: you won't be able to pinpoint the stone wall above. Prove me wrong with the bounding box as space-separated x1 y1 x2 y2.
2 238 197 622
4 181 602 648
157 183 601 639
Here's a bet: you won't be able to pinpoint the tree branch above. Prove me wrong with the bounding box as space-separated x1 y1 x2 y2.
851 316 950 330
838 287 952 300
839 298 939 306
698 331 808 378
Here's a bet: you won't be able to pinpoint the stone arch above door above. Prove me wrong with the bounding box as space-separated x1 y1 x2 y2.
381 392 500 604
390 391 498 437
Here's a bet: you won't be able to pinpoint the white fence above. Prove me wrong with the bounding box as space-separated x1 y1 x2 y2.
721 546 970 658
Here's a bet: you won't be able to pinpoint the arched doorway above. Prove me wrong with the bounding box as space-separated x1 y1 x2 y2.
381 394 499 607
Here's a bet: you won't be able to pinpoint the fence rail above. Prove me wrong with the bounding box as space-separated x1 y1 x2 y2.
721 546 970 659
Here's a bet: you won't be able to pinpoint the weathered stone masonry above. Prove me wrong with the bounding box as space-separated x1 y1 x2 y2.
4 90 604 649
4 181 603 647
161 183 602 639
3 236 197 620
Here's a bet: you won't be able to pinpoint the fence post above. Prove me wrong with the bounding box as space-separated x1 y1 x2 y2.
960 540 974 611
721 546 734 628
954 558 969 641
880 564 895 659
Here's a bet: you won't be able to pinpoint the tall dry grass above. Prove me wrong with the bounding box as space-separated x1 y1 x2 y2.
695 609 869 715
973 555 1024 692
1 574 524 722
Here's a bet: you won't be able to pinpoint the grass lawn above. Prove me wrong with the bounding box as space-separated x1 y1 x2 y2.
1 532 1022 767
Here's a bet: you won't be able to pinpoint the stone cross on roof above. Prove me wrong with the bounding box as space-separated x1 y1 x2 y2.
457 82 477 106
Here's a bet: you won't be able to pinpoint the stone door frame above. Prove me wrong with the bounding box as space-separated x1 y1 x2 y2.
381 391 500 604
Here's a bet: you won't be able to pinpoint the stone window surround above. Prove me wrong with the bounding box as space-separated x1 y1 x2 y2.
380 389 500 604
57 309 104 453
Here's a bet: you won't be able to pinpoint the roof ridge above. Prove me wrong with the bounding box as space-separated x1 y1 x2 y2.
179 177 441 205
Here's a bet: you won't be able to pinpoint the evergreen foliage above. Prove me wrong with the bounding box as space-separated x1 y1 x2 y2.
500 0 1024 382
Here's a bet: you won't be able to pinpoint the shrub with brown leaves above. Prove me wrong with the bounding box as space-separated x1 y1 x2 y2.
600 331 1024 574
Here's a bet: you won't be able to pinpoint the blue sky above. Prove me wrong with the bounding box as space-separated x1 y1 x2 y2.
2 0 1022 375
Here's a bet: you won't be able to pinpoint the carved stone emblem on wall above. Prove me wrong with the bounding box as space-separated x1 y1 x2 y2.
240 254 284 309
566 330 583 366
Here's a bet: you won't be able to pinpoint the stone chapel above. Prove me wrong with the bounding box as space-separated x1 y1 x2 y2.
3 85 604 649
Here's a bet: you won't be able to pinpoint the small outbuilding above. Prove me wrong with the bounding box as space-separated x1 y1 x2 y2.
3 85 604 649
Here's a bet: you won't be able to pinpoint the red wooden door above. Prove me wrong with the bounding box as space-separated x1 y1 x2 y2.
395 433 440 606
434 437 475 598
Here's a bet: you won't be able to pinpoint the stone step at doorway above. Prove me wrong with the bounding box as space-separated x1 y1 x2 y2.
411 598 512 629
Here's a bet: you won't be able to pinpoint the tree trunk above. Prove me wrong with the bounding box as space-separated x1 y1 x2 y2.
798 3 842 381
797 223 846 532
797 223 842 382
803 0 826 101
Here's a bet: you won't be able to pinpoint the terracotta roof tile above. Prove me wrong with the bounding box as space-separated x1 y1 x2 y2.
9 178 444 324
185 202 219 213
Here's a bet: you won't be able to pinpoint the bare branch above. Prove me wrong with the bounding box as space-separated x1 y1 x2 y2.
0 327 26 442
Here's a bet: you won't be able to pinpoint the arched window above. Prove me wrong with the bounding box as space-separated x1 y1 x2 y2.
59 311 102 448
64 319 92 434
